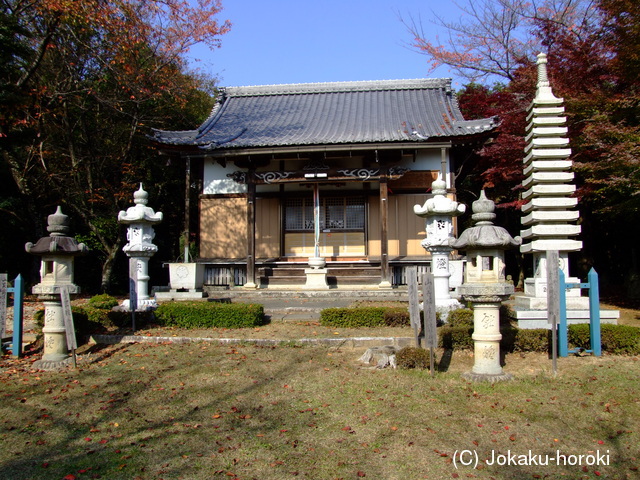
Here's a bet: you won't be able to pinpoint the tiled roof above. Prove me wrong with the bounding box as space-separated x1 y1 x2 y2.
152 79 498 150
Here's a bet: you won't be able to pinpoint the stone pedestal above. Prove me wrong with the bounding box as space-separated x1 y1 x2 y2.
431 247 463 317
34 295 74 369
304 268 329 289
458 290 513 382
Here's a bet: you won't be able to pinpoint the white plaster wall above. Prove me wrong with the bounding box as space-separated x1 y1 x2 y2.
402 150 452 187
203 160 247 194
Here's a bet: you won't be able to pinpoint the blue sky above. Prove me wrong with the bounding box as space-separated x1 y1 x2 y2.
187 0 465 88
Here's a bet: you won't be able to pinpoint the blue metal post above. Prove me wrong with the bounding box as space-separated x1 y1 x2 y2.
558 269 569 357
11 274 24 358
588 268 601 356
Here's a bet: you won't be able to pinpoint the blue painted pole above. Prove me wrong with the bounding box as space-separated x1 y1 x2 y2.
588 268 601 356
12 274 24 358
558 269 569 357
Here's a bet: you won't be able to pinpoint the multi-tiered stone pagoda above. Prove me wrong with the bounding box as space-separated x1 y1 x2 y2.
516 53 584 311
514 53 618 327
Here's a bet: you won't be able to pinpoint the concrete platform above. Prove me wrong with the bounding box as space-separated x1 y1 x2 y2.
155 290 206 301
512 308 619 329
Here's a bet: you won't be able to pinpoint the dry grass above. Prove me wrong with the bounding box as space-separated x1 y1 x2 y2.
0 342 638 480
602 303 640 328
135 321 412 342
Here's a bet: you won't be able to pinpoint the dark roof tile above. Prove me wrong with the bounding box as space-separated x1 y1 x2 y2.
153 79 497 149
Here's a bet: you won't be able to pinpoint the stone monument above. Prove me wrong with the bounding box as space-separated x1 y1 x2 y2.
517 53 583 310
453 191 521 382
513 53 619 327
414 173 466 318
118 184 163 310
25 206 88 369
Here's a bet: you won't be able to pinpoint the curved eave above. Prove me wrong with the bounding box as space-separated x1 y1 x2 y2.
154 136 501 159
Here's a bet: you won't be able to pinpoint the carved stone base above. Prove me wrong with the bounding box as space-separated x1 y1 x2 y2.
33 356 75 371
120 299 158 311
462 371 514 383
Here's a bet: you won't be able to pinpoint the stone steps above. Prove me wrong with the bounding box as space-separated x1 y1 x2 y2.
258 264 382 287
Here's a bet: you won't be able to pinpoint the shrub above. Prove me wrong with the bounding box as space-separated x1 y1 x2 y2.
155 301 264 329
436 322 640 355
384 307 411 327
33 309 45 329
87 294 119 310
438 326 474 349
446 308 474 327
569 323 640 355
438 324 550 352
396 346 431 369
513 329 550 353
320 307 386 328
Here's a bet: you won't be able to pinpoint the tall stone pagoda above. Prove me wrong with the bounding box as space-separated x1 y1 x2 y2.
516 53 584 311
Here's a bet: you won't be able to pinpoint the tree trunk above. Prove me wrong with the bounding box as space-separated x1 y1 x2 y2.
101 238 122 293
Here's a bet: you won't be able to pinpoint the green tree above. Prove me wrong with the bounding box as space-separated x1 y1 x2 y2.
0 0 229 291
409 0 640 292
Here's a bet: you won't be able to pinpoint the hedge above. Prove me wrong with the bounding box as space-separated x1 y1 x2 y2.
446 308 474 327
320 307 387 328
154 301 265 329
32 304 136 334
569 323 640 355
319 306 640 355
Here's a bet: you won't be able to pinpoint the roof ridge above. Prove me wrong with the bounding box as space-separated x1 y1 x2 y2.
223 78 452 96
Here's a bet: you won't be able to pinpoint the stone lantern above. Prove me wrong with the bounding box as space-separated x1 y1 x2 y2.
25 206 88 369
117 184 163 310
452 191 521 382
414 173 466 318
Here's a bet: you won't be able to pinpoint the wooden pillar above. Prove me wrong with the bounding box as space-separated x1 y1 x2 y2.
379 173 392 288
244 171 257 288
183 156 191 261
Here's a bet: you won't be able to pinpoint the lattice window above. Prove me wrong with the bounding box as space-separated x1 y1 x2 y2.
345 197 365 229
284 197 365 232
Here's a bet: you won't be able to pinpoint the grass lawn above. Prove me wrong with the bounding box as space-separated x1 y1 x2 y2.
1 340 638 480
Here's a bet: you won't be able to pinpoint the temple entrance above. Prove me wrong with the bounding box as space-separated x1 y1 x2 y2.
283 196 366 257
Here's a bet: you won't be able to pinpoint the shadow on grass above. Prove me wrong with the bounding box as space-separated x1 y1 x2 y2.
436 348 453 372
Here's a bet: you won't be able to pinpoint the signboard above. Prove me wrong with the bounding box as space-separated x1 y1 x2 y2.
422 273 438 349
59 286 77 351
546 250 559 374
406 266 421 347
129 258 138 331
0 273 7 340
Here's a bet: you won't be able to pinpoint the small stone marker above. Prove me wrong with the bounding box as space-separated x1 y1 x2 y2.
422 273 438 349
60 286 77 367
129 257 138 331
546 250 559 374
406 266 421 346
0 273 7 340
422 272 438 375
